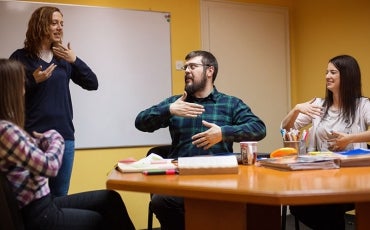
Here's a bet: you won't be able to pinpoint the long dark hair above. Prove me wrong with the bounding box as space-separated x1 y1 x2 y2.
324 55 362 125
0 59 25 127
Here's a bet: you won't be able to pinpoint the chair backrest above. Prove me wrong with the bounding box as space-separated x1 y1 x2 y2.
146 145 172 158
0 172 25 230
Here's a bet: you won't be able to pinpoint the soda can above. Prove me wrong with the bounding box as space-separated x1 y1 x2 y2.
240 141 258 165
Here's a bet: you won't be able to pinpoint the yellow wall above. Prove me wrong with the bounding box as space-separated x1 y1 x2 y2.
290 0 370 105
20 0 370 228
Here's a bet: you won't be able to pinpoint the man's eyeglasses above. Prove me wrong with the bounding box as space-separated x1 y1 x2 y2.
181 63 210 71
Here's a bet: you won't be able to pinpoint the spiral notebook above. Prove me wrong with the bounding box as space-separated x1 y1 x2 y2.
257 155 340 171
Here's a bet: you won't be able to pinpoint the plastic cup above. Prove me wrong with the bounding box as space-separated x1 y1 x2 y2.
240 141 258 165
283 140 306 155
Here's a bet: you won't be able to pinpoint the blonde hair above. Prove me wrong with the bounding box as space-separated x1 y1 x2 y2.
0 59 25 127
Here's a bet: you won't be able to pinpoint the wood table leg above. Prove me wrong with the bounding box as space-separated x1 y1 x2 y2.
247 204 281 230
355 202 370 230
184 198 246 230
184 198 281 230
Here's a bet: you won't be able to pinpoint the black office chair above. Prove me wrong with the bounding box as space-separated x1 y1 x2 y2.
0 172 25 230
146 145 172 230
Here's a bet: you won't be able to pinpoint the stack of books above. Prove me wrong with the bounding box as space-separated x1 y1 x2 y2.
330 148 370 167
257 155 340 171
257 148 370 171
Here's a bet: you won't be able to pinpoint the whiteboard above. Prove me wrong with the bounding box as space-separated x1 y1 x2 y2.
0 1 172 149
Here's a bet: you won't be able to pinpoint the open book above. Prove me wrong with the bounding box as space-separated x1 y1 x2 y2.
177 155 239 175
257 155 340 171
116 153 177 173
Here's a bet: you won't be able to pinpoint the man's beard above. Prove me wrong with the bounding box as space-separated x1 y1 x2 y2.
185 74 207 96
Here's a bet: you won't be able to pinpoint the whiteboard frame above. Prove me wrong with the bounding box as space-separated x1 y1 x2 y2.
0 1 172 149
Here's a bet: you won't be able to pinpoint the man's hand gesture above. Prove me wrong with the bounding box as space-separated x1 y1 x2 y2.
192 120 222 150
169 91 205 117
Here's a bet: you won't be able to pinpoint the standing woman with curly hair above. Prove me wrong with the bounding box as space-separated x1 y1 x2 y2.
10 6 99 197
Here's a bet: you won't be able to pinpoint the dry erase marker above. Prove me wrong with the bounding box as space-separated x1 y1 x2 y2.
142 169 177 175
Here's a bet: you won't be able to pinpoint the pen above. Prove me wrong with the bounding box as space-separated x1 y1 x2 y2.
142 169 177 175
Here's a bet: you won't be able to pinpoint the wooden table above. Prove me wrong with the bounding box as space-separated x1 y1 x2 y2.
106 165 370 230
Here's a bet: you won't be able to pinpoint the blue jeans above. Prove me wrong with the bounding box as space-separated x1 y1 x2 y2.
22 190 135 230
49 140 74 196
